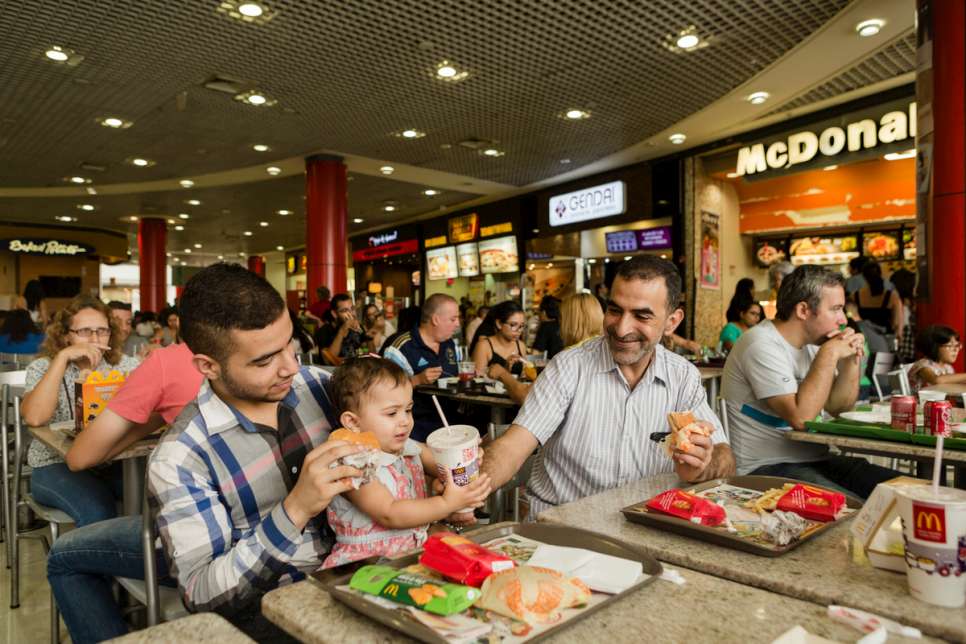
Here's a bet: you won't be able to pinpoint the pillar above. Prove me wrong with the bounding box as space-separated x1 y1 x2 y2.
305 154 347 303
138 218 167 313
247 255 266 277
916 0 965 369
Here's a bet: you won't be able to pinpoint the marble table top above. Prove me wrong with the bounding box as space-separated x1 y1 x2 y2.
538 473 966 642
108 613 253 643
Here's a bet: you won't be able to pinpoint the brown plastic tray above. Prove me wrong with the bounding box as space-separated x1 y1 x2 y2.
621 475 862 557
314 522 663 644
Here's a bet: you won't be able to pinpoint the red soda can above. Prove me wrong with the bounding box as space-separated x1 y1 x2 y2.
890 395 917 432
925 399 953 437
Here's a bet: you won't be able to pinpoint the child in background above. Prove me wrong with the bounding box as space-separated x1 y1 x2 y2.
323 358 491 568
909 325 966 391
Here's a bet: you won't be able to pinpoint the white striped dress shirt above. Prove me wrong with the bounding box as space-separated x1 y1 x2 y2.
513 336 728 518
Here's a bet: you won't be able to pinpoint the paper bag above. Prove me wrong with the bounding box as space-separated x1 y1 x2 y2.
74 370 125 432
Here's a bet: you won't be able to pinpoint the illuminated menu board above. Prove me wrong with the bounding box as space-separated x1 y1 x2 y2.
478 236 519 274
456 242 480 277
426 246 458 280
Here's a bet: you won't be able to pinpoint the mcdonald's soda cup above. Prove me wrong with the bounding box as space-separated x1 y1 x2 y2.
895 485 966 607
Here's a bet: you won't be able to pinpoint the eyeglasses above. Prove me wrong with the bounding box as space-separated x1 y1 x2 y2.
505 323 524 331
942 341 962 350
70 327 111 338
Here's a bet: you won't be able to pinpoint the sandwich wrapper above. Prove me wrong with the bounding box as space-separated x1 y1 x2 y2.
326 429 387 489
524 544 643 594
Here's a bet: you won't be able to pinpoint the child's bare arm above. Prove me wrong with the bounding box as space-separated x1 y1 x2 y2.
346 473 491 530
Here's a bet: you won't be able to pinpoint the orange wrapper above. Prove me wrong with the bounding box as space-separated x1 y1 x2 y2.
645 488 726 526
776 484 845 522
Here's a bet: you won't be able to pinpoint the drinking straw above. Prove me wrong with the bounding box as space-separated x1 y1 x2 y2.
432 394 452 434
932 434 944 493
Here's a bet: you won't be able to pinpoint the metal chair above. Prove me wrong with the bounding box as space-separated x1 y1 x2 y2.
115 497 188 626
718 397 730 441
870 352 896 401
10 396 74 644
0 373 27 568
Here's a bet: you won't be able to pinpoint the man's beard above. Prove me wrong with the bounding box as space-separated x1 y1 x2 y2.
220 366 290 403
605 326 655 366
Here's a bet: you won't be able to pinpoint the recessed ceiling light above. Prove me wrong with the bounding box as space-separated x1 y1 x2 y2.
238 2 264 17
166 252 172 257
587 258 597 264
564 109 590 120
234 90 277 107
266 166 281 175
175 225 185 231
560 158 571 164
399 129 425 139
178 213 189 219
247 93 266 105
45 46 70 62
100 116 129 129
167 219 176 224
884 149 916 161
379 165 394 175
218 255 224 260
78 204 95 211
676 34 700 49
277 209 291 216
68 176 89 184
55 216 76 222
186 199 201 206
179 179 194 188
747 91 770 105
173 257 180 263
244 231 253 236
726 172 740 178
353 218 364 223
276 245 284 251
184 248 192 254
129 216 139 222
384 205 396 212
669 133 687 145
437 64 457 78
423 189 439 196
252 144 270 152
130 157 152 167
194 243 202 249
259 221 269 227
823 165 838 171
482 148 504 157
856 19 885 37
238 252 246 257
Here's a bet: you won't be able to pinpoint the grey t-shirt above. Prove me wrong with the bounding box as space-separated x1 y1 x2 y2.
721 320 828 474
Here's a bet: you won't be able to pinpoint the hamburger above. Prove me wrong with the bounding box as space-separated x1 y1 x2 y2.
665 411 712 457
327 428 383 489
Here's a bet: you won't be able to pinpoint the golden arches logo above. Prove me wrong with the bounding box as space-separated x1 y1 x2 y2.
916 511 943 532
913 503 946 542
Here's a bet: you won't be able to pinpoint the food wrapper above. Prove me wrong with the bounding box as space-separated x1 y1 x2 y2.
776 484 845 522
477 565 591 625
327 428 382 489
349 564 480 616
74 370 125 432
665 411 712 457
645 488 726 526
760 510 809 546
419 533 516 588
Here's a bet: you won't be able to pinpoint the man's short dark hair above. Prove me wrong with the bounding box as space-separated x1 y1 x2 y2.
316 286 331 300
179 263 286 362
328 293 352 323
107 300 131 312
916 325 959 362
421 293 456 325
331 357 410 414
613 256 682 311
775 265 845 321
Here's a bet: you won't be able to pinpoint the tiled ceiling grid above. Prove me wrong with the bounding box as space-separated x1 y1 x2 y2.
0 0 850 190
772 31 916 113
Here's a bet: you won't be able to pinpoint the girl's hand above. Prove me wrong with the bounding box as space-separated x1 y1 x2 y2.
441 469 492 513
506 353 522 367
59 343 110 368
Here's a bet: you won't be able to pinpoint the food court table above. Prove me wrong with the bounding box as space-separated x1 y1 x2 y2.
261 532 931 643
28 424 159 516
108 612 253 643
786 429 966 464
414 384 517 426
922 383 966 398
698 366 724 405
537 473 966 642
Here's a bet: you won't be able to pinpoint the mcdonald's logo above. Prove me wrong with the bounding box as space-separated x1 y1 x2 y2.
913 503 946 543
383 583 400 598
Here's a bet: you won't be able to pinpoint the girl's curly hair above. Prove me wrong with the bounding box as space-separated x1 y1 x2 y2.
40 295 123 366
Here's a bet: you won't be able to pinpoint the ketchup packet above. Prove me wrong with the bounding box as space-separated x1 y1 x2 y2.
776 483 845 522
645 488 726 527
419 533 515 588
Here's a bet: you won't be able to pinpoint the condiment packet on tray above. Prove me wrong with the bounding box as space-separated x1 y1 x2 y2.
776 484 846 522
525 544 644 594
645 488 726 526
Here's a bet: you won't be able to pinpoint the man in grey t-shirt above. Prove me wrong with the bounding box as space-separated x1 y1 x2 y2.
722 265 901 499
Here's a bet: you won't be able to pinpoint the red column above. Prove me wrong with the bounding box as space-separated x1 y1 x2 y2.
138 218 167 312
305 154 347 303
247 255 266 277
917 0 966 370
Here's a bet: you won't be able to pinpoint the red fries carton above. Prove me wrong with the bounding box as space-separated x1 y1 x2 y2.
419 533 515 587
776 484 845 522
645 488 726 526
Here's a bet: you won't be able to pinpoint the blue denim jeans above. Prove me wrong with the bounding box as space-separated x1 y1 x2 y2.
31 461 123 527
751 454 904 500
47 515 170 644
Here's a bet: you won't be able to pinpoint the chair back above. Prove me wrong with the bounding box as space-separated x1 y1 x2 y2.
718 397 730 440
871 352 896 400
887 367 912 396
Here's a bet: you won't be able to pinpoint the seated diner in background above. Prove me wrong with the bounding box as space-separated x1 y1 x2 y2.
470 300 530 377
20 295 140 526
315 293 367 364
722 265 902 500
532 295 564 359
479 256 735 520
719 297 763 353
908 324 966 391
158 306 181 346
851 259 903 342
0 308 44 354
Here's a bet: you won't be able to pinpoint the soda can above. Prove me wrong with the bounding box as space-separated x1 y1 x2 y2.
891 395 917 432
925 399 953 437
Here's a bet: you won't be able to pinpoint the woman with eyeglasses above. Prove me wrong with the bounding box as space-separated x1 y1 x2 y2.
908 325 966 391
21 295 140 526
470 300 529 377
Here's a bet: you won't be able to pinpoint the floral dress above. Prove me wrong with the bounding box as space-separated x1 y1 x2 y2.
909 358 954 392
322 439 429 569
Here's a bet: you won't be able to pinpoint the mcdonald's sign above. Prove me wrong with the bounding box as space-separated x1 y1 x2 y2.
913 502 946 543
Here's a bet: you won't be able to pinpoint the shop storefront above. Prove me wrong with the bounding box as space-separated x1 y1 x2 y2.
350 224 422 317
685 87 916 345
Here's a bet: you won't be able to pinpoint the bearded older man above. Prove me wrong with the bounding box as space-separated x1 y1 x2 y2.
482 256 735 518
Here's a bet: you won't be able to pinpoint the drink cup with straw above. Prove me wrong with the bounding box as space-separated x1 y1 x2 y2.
427 395 480 513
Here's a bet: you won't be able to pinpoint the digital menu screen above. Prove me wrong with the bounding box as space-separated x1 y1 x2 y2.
902 228 916 260
605 231 637 254
478 235 519 274
637 226 672 249
426 246 458 280
789 235 858 266
456 242 480 277
863 231 901 260
753 238 789 267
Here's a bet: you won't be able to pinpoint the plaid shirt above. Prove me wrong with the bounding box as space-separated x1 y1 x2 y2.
147 366 339 615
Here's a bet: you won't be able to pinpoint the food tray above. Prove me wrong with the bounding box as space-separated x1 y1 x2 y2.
621 475 862 557
805 420 913 443
316 522 662 644
910 433 966 450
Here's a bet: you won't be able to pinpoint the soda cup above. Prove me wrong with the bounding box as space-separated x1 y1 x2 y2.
891 395 917 432
895 485 966 607
426 425 480 513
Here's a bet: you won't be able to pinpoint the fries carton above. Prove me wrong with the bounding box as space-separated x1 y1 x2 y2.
849 476 929 572
74 370 125 432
